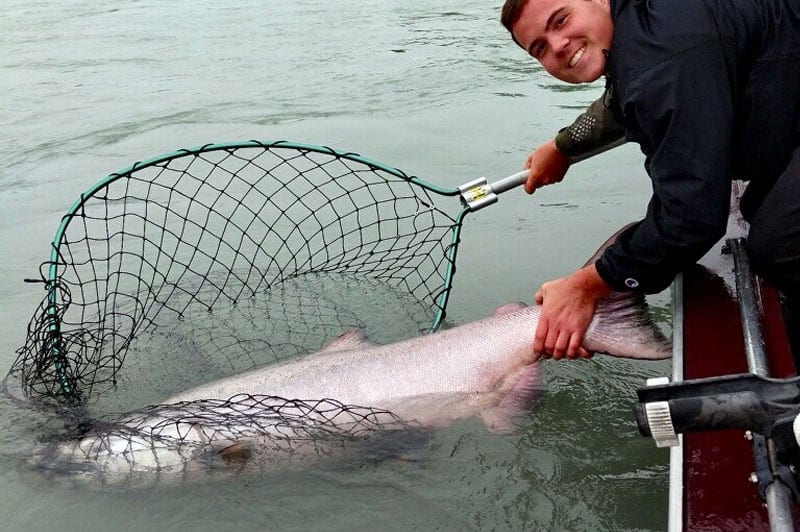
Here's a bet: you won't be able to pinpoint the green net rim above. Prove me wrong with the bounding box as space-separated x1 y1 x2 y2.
42 140 470 397
47 139 461 281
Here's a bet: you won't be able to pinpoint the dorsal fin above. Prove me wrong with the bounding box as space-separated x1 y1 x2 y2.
319 329 375 353
492 302 527 316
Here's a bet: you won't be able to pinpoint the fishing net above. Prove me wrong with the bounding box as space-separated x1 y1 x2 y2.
6 140 468 409
34 394 424 486
6 138 626 481
1 135 636 485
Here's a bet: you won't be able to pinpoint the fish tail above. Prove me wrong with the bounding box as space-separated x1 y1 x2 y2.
588 291 672 360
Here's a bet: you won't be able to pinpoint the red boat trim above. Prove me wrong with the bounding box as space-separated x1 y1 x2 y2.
671 182 798 530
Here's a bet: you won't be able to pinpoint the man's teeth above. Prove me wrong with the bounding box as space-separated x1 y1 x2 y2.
569 46 586 67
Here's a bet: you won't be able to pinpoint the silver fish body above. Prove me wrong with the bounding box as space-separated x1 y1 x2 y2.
33 294 669 487
166 296 669 426
32 225 671 486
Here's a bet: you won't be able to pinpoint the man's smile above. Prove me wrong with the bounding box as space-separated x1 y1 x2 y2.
569 45 586 67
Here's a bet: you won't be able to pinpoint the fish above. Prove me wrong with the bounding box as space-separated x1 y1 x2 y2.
31 395 424 487
30 225 671 486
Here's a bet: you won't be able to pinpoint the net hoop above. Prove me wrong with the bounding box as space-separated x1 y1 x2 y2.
9 140 470 404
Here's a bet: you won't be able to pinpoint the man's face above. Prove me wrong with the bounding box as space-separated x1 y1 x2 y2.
511 0 613 83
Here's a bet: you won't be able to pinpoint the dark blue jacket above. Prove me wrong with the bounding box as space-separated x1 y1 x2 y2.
595 0 800 293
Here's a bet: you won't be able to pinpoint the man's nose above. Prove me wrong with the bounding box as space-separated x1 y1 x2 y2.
549 35 570 56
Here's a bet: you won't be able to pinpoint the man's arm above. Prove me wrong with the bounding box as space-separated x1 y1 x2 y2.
525 88 625 194
554 88 626 157
596 48 734 294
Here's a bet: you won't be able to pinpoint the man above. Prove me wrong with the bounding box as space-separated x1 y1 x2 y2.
500 0 800 360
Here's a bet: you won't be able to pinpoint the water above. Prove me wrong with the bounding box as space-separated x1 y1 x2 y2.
0 1 671 530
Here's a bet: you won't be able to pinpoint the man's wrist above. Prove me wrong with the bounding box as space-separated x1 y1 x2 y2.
545 138 571 163
576 263 614 299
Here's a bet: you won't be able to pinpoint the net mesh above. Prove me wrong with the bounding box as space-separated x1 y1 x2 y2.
34 395 424 486
7 141 465 407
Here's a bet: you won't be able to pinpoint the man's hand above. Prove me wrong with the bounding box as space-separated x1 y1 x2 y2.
533 264 613 360
524 139 571 195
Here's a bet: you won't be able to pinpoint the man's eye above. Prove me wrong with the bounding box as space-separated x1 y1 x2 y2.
533 43 545 58
555 15 567 27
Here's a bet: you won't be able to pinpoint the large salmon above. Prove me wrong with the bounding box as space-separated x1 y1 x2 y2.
32 225 670 485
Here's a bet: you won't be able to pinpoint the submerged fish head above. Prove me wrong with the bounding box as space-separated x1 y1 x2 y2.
27 418 211 488
27 397 428 488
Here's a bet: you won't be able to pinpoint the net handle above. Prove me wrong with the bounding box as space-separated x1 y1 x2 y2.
459 137 627 211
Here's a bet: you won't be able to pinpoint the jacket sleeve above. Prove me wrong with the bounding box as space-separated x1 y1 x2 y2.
555 88 626 157
595 44 735 293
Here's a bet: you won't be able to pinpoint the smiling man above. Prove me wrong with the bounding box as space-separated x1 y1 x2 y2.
511 0 613 84
501 0 800 360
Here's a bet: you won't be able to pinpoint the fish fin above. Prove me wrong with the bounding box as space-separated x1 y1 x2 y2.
579 223 672 359
480 363 545 434
492 302 527 316
360 428 431 465
320 329 375 353
589 292 672 359
479 407 519 434
217 442 253 464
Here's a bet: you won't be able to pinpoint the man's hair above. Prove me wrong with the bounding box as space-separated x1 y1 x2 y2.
501 0 531 35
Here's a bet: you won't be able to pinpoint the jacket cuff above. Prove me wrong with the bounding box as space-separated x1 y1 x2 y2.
595 253 631 292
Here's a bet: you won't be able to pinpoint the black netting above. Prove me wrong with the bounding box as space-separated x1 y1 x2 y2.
32 395 425 486
7 141 465 406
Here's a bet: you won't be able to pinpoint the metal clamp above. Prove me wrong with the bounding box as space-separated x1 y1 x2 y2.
643 377 679 448
458 177 498 211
